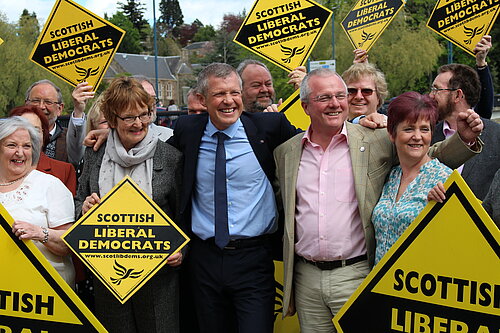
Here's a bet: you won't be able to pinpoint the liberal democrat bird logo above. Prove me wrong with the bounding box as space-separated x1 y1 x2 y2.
281 44 305 64
110 260 144 285
463 25 484 45
75 65 100 83
358 30 376 48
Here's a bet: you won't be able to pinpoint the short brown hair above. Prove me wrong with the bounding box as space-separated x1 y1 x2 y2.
101 77 153 127
9 105 50 149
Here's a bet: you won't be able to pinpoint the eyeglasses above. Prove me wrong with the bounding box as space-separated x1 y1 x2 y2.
347 88 374 97
312 94 347 103
26 98 61 107
429 87 458 94
115 112 151 124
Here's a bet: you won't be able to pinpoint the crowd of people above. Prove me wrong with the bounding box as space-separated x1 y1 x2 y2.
2 34 498 333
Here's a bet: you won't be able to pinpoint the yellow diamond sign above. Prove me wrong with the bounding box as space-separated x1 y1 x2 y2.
333 171 500 332
234 0 332 71
29 0 124 90
279 89 310 130
341 0 406 51
427 0 500 56
62 176 189 304
0 205 106 332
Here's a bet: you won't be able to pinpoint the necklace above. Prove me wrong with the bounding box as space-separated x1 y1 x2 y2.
0 175 26 186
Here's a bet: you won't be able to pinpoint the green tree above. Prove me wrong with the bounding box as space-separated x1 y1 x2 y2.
158 0 184 36
118 0 149 39
0 13 74 115
107 11 143 54
193 24 216 42
18 9 39 43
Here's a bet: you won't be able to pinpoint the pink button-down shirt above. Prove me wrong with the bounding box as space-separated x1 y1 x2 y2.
443 121 464 174
294 124 367 261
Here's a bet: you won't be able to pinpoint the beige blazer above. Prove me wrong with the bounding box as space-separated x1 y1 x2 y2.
274 122 479 317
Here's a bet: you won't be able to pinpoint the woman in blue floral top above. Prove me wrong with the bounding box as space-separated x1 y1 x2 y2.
372 92 452 265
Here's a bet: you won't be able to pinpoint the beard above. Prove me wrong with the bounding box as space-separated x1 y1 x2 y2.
245 95 274 113
437 95 454 121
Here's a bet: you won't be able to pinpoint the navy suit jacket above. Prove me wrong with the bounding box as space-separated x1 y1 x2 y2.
432 118 500 200
168 112 298 257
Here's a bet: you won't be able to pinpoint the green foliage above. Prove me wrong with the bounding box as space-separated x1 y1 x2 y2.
157 35 181 56
193 25 216 42
0 12 74 116
108 11 143 54
118 0 149 40
158 0 184 36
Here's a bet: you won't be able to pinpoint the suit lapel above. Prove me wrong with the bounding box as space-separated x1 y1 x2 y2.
346 123 369 217
283 135 303 241
241 114 273 181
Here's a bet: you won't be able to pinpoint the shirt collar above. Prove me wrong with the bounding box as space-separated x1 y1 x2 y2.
443 120 455 138
301 122 349 147
206 118 242 139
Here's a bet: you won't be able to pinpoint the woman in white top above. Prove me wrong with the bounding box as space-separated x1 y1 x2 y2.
1 116 75 287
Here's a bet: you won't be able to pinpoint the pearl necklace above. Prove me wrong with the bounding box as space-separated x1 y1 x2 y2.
0 175 26 186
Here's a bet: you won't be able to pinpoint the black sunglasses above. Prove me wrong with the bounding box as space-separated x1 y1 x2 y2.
347 88 374 97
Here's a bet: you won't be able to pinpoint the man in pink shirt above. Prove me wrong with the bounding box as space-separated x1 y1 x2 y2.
273 68 484 332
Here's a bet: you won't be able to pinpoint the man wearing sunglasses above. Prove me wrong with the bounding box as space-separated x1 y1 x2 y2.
342 62 388 122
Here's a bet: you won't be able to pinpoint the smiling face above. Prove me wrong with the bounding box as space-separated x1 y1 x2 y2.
26 83 63 130
112 103 150 150
391 117 432 166
0 129 33 181
201 72 243 130
346 76 379 120
240 64 275 112
302 74 349 138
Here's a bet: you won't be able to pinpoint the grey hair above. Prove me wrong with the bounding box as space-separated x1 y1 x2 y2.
300 68 347 103
236 59 271 83
187 87 198 97
25 79 63 104
0 116 41 166
197 63 242 97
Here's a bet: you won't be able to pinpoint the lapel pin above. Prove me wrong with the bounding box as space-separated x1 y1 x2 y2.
360 146 365 152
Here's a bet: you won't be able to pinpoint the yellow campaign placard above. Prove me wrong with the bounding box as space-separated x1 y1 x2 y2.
341 0 406 51
333 171 500 332
0 205 106 332
273 260 300 332
0 38 3 46
29 0 124 90
279 89 310 130
427 0 499 56
62 176 189 304
234 0 332 71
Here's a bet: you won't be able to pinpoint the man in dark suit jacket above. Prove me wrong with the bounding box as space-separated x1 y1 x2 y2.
169 63 297 333
430 63 500 200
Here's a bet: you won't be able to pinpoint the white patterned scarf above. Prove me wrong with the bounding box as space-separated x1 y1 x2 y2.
99 128 157 198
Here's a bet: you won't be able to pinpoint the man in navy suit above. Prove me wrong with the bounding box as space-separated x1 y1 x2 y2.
169 63 297 333
430 63 500 200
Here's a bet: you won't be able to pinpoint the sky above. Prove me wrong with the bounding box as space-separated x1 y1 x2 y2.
0 0 255 27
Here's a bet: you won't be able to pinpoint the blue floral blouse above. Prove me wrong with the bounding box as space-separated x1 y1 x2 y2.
372 159 452 265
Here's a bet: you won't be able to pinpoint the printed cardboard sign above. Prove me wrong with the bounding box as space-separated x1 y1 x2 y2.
427 0 499 56
0 205 106 332
341 0 406 51
333 171 500 332
279 89 310 130
62 176 189 304
234 0 332 71
29 0 124 90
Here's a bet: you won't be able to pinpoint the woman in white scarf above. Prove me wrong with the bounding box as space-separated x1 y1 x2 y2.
75 77 183 332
